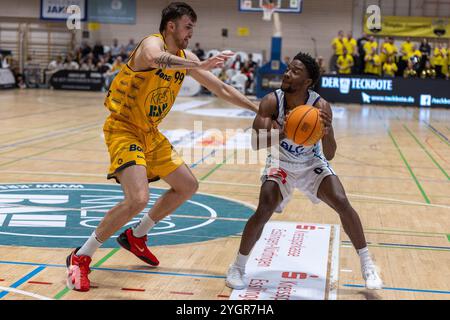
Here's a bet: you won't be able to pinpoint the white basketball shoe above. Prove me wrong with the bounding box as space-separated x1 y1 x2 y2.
362 263 383 290
225 264 246 289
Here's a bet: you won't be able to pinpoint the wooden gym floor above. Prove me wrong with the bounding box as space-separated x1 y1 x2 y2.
0 89 449 300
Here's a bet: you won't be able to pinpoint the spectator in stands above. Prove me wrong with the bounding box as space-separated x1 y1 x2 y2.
364 47 381 76
80 41 92 58
432 43 447 78
420 60 436 79
103 51 114 64
48 55 64 71
192 42 205 60
344 31 357 56
399 37 414 75
96 57 112 74
336 47 354 74
111 38 123 58
246 53 258 70
408 44 422 68
403 60 417 78
382 56 398 77
363 35 378 57
231 55 243 71
330 30 345 72
419 38 431 73
63 54 79 70
356 32 369 74
419 38 431 60
241 62 254 94
93 40 104 60
80 57 97 71
344 31 358 73
125 38 136 55
380 37 398 64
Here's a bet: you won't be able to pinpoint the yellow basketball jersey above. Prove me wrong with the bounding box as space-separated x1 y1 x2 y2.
104 34 187 132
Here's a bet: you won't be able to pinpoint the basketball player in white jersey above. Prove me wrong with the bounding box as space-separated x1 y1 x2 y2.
226 52 383 290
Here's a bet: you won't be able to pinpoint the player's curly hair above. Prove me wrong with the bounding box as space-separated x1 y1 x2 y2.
293 52 320 88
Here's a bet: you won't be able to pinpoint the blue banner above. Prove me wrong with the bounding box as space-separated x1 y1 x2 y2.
88 0 136 24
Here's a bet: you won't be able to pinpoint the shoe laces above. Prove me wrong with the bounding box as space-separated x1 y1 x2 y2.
229 265 244 278
362 264 379 280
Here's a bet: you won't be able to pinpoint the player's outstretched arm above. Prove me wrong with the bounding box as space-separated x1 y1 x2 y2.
186 51 258 113
134 37 234 71
251 93 283 150
316 99 336 160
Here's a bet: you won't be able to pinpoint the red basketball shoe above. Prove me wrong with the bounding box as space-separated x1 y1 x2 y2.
66 248 92 292
117 228 159 266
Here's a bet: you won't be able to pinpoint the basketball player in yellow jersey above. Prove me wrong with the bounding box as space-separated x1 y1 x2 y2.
65 2 258 292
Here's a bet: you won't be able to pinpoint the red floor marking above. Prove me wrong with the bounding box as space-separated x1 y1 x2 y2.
0 279 4 281
170 291 194 295
217 294 230 298
28 281 52 285
121 288 146 292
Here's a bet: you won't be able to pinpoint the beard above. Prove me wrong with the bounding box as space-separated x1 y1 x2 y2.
281 84 295 93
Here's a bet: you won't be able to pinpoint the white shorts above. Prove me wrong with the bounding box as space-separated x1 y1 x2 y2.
261 155 336 213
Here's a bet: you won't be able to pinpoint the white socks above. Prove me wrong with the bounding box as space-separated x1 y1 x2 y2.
234 252 249 270
132 214 156 238
77 232 103 257
357 247 373 266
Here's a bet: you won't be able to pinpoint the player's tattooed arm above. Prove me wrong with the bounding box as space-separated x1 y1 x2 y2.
153 52 200 69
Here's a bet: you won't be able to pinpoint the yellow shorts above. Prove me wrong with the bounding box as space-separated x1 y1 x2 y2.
103 117 184 183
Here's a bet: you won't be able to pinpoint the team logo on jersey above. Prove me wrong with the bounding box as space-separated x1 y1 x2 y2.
0 183 253 248
146 87 175 118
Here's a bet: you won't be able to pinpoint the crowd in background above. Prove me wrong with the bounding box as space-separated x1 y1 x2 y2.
330 30 450 79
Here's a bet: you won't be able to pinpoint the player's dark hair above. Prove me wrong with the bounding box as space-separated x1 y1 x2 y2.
159 2 197 33
293 52 320 88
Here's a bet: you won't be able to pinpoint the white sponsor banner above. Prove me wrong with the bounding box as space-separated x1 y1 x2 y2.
162 129 252 150
40 0 87 20
186 108 256 119
230 221 339 300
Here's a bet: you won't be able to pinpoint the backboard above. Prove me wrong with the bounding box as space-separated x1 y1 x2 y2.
239 0 302 13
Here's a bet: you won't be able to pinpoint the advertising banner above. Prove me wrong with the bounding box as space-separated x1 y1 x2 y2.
49 70 104 91
40 0 87 21
317 75 450 108
364 15 450 38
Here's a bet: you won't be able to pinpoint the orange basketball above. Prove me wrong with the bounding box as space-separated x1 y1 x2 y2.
285 105 323 146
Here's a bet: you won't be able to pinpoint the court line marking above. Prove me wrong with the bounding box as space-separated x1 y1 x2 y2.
0 286 53 300
0 260 448 296
422 121 450 147
0 266 46 299
343 284 450 295
0 135 100 168
403 125 450 180
388 130 431 204
0 121 101 152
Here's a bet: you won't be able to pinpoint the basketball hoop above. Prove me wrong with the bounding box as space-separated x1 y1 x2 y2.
262 3 276 21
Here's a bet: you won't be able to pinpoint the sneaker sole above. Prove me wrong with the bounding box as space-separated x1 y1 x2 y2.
117 232 159 267
225 280 245 290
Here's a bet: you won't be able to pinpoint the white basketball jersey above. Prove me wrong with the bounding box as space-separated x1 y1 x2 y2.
272 89 323 163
